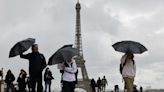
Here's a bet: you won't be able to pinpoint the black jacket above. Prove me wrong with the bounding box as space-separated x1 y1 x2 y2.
5 72 15 84
17 73 27 84
20 52 47 77
44 71 54 81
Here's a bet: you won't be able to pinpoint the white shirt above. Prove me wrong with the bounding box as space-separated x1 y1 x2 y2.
121 54 136 77
62 58 77 82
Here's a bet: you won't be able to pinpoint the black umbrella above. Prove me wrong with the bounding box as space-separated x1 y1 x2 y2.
112 40 148 54
9 38 35 58
48 44 78 65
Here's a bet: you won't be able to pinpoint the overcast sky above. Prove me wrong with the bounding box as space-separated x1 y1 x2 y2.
0 0 164 91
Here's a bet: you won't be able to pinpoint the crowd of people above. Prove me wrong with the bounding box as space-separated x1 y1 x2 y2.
3 68 54 92
2 44 78 92
0 44 51 92
1 69 143 92
0 43 145 92
110 85 143 92
90 76 108 92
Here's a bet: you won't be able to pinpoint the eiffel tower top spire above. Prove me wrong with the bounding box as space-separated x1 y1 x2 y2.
75 0 83 59
76 0 81 11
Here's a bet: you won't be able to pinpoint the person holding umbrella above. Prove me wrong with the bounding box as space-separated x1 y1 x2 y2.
48 44 78 92
112 40 148 92
121 52 136 92
20 44 47 92
62 56 77 92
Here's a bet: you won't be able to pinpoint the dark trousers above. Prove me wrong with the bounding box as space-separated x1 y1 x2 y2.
44 81 51 92
30 76 43 92
91 86 96 92
97 85 101 92
18 82 26 92
6 83 15 92
62 81 75 92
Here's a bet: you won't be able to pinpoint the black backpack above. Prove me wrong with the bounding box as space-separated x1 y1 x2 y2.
119 63 125 74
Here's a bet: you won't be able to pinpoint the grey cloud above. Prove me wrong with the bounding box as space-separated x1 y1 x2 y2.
0 0 45 26
107 0 164 15
80 0 121 35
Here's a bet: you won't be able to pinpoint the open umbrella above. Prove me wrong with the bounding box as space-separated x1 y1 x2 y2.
48 44 78 65
112 40 147 54
9 38 35 58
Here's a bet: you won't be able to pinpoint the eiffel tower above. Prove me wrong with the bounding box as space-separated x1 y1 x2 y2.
74 0 91 92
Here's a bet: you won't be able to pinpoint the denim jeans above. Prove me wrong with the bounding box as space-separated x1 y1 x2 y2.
44 81 51 92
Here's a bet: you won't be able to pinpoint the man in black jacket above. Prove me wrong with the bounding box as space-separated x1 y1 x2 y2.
20 44 46 92
5 70 15 92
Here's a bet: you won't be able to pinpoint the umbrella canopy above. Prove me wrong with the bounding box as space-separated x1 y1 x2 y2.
48 44 78 65
9 38 35 58
112 40 148 54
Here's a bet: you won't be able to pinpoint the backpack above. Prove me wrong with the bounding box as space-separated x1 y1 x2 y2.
119 63 125 74
120 58 135 74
